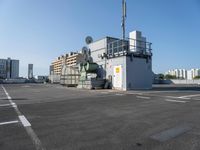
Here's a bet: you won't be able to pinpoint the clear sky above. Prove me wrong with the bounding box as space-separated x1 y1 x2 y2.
0 0 200 76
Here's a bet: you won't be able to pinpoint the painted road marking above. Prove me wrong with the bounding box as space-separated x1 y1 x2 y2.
11 102 17 108
178 94 200 99
0 104 12 107
127 92 143 95
165 96 191 100
115 93 124 96
19 115 31 127
1 85 46 150
136 96 151 99
165 99 188 103
151 125 191 142
0 120 19 126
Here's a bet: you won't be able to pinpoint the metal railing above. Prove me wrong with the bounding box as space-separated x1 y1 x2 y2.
107 38 152 58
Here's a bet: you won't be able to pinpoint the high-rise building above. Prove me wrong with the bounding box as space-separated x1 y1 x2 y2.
28 64 33 79
0 58 19 79
0 59 7 79
11 60 19 78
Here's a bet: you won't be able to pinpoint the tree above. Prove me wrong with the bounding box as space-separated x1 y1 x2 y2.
194 76 200 79
158 74 164 80
165 74 177 79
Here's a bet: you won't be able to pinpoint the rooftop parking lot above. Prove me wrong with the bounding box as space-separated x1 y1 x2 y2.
1 84 200 150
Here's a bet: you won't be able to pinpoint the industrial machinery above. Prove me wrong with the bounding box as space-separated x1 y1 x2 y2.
60 36 105 89
77 62 105 89
79 62 99 81
60 65 80 87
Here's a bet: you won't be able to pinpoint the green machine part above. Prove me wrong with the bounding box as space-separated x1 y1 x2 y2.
85 62 98 73
79 62 99 81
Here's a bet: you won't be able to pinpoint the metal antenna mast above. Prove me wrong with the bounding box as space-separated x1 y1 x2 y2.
122 0 127 40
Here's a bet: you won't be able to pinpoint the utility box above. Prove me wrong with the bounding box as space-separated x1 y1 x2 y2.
113 65 123 89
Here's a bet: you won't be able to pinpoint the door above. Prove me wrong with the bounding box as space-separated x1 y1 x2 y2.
113 65 122 88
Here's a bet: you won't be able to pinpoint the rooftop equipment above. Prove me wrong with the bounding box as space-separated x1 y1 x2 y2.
60 65 80 87
122 0 127 40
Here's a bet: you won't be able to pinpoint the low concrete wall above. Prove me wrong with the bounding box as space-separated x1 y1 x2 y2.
171 79 200 84
153 79 172 84
154 79 200 85
3 79 26 84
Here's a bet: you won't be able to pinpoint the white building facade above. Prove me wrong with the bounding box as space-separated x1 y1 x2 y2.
166 68 200 80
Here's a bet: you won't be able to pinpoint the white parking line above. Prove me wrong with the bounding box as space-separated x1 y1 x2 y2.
19 115 31 127
0 104 12 107
0 120 19 126
165 99 188 103
166 96 191 100
178 94 200 99
1 85 45 150
136 96 151 99
127 92 143 95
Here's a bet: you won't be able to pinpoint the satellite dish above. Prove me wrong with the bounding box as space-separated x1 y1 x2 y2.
85 36 93 44
82 46 88 55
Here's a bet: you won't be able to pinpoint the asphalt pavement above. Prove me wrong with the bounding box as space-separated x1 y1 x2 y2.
1 83 200 150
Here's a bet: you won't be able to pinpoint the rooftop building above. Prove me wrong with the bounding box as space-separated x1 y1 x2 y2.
50 30 153 90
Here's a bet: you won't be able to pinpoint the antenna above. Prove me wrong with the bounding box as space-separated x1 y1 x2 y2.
82 46 88 55
85 36 93 45
122 0 127 40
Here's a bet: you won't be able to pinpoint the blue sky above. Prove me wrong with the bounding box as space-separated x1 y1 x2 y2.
0 0 200 76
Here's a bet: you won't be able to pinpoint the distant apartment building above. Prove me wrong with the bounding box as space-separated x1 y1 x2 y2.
28 64 33 79
50 52 84 75
165 69 187 79
165 68 200 80
187 69 200 80
0 58 19 79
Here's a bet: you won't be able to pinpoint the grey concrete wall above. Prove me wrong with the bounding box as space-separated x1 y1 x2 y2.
126 57 152 90
89 38 107 63
3 79 26 84
89 38 107 79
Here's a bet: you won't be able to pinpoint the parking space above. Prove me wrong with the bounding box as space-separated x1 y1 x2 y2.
126 90 200 102
1 84 200 150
